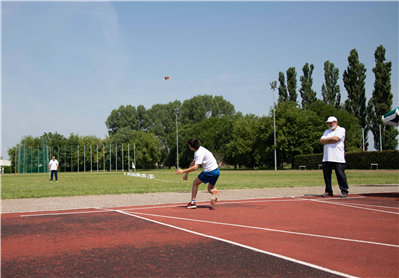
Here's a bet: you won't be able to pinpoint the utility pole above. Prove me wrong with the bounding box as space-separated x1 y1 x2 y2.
175 108 179 169
270 81 277 171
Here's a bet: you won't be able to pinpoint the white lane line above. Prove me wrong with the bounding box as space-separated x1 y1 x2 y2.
126 211 398 248
320 201 399 210
115 209 358 278
119 198 302 211
304 199 399 215
13 198 308 217
154 179 179 183
20 208 110 217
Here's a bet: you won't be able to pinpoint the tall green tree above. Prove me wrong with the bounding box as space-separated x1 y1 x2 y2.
278 71 288 102
181 95 235 125
145 100 182 145
286 67 298 102
225 114 261 169
175 115 237 168
105 104 146 136
343 48 368 149
112 127 161 169
299 63 317 109
321 60 341 109
274 101 320 168
367 45 398 150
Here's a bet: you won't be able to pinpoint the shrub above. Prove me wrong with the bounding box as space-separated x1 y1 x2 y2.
2 166 12 174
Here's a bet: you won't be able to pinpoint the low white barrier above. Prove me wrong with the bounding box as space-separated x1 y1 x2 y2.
125 172 155 179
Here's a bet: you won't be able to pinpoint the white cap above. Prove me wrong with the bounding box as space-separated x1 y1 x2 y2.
326 116 338 122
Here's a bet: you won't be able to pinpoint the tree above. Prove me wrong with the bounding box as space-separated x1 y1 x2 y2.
274 101 320 168
321 60 341 109
278 72 288 102
225 114 261 169
168 115 237 168
254 115 275 168
105 104 146 136
145 100 182 145
299 63 317 109
128 130 161 169
181 95 235 125
367 45 398 150
286 67 298 102
343 48 368 149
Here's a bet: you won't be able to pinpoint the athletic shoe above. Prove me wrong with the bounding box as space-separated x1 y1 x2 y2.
341 193 348 198
321 192 333 197
186 202 197 209
211 189 218 205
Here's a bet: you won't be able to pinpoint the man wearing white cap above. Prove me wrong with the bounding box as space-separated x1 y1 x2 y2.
320 116 349 198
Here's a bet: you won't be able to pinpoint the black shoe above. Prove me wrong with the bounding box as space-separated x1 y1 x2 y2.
186 202 197 209
341 193 348 198
321 192 333 197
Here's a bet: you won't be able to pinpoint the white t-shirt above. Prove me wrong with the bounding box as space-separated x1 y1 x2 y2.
194 146 218 172
49 159 59 171
321 126 346 163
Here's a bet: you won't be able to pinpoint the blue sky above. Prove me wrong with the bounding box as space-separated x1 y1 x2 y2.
2 1 398 159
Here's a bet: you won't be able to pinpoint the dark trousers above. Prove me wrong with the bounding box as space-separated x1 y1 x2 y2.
50 170 58 181
322 162 349 194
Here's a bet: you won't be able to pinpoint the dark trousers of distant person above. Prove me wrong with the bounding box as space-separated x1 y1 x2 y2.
322 162 349 195
51 170 58 181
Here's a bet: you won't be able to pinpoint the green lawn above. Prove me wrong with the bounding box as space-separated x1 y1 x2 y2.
1 169 398 199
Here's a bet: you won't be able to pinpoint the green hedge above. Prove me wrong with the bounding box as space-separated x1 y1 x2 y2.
1 166 12 174
294 150 399 170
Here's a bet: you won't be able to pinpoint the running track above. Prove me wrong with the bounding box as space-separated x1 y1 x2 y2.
2 192 398 277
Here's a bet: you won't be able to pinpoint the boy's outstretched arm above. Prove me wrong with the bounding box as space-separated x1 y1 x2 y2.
176 160 198 180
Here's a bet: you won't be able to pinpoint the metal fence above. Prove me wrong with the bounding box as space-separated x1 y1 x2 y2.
16 143 137 174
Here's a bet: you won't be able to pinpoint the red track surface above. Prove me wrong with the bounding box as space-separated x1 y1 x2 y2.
2 193 398 277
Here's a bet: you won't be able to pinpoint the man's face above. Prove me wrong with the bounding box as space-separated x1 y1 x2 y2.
327 121 337 130
52 157 55 161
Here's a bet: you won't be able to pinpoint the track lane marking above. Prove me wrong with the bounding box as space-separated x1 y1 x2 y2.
20 208 110 217
118 198 302 211
115 209 359 278
124 211 398 248
316 201 399 210
303 199 399 215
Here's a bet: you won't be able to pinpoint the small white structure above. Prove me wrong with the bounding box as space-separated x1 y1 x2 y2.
148 174 154 179
141 174 146 178
135 173 141 177
0 159 11 166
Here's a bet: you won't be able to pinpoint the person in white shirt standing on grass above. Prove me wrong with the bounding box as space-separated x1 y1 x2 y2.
175 138 220 209
49 156 59 182
320 116 349 198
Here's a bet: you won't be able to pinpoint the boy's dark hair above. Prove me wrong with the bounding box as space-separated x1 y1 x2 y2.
187 138 200 150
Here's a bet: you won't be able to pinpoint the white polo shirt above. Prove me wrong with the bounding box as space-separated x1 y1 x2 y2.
321 126 346 163
49 159 59 171
194 146 218 172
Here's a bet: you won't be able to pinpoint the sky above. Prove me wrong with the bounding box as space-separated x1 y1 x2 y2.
1 1 398 159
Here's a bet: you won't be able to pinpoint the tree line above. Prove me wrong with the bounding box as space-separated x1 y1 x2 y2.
278 45 397 151
8 45 398 170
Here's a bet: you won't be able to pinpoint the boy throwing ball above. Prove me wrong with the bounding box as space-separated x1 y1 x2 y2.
176 138 220 209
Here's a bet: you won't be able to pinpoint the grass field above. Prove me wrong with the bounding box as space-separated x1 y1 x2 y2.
1 169 398 199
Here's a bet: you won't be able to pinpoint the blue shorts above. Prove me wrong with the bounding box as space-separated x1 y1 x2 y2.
198 168 220 186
